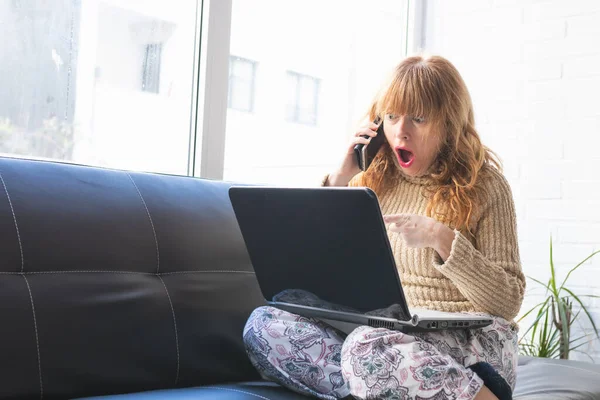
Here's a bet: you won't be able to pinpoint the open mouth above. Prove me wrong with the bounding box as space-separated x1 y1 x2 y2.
397 148 415 167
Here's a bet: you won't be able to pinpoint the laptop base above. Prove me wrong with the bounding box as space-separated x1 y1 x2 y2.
272 302 493 333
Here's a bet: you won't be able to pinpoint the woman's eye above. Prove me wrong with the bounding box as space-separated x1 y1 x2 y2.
412 116 425 124
386 114 398 120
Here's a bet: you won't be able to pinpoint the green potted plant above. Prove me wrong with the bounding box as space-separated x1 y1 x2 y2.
518 238 600 360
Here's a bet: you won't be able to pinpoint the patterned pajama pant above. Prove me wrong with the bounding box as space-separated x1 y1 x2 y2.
243 306 518 400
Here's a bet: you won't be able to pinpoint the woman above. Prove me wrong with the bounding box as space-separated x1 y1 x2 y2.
243 55 525 400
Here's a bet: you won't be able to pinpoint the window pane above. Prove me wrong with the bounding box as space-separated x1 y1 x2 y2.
229 57 256 112
298 76 315 108
285 72 298 122
0 0 199 175
297 75 318 125
232 58 254 80
223 0 407 185
230 81 253 111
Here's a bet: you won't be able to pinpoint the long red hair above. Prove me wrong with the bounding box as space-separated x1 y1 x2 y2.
357 55 501 233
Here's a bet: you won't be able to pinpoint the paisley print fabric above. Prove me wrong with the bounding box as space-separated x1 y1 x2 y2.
243 306 518 400
243 306 351 399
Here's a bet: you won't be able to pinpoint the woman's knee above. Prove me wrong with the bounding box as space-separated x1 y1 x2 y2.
244 306 278 340
343 325 409 350
247 305 278 324
341 327 396 370
341 327 416 387
243 305 305 346
243 306 283 364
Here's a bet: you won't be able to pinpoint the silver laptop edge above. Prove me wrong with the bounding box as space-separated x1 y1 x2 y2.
271 301 492 332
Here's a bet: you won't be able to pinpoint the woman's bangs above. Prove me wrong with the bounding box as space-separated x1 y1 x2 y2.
377 68 439 122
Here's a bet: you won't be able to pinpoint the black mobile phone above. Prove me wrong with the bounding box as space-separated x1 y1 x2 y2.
354 117 385 171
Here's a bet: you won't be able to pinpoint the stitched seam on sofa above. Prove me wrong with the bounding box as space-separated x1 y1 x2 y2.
23 275 43 399
0 271 155 275
0 172 24 272
158 275 180 386
160 270 255 275
127 173 160 274
210 387 272 400
0 270 255 275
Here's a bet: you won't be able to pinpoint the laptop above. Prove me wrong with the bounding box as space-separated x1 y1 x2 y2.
228 185 492 332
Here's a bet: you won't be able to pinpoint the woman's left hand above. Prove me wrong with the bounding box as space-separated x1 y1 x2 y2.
383 214 455 260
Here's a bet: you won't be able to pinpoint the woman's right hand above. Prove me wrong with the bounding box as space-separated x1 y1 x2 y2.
327 121 380 186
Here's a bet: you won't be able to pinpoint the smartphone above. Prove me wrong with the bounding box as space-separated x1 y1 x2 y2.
354 117 385 171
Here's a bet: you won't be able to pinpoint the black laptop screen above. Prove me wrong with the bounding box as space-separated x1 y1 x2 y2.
229 186 412 321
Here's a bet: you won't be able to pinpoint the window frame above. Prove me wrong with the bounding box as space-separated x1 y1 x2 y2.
190 0 232 179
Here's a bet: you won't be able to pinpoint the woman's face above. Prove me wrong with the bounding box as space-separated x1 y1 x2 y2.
383 113 442 177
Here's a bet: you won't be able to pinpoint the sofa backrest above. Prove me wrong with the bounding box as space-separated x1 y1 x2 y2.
0 156 264 399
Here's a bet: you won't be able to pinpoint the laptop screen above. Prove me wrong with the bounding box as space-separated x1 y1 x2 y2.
229 186 412 321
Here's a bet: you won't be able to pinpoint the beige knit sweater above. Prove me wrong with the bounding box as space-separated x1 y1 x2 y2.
323 167 526 322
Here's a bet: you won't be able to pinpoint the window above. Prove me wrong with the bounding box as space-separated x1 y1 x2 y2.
142 43 162 93
228 56 257 112
0 1 199 175
286 71 320 126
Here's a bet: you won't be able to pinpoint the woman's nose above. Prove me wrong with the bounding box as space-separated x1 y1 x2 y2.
397 116 411 140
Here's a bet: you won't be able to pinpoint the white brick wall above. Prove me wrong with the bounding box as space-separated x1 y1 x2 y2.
424 0 600 361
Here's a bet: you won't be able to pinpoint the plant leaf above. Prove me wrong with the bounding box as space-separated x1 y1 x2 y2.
517 300 548 323
531 297 551 345
556 297 570 359
550 237 559 296
569 309 582 327
520 298 551 343
528 276 552 291
571 349 595 363
563 287 600 339
569 334 591 345
570 340 593 352
559 250 600 291
541 305 550 352
546 327 562 355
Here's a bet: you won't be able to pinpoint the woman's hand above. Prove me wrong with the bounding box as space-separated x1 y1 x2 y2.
383 214 455 261
327 121 380 186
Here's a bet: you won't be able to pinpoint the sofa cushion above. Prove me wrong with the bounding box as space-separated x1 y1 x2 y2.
514 356 600 399
74 382 310 400
0 157 265 399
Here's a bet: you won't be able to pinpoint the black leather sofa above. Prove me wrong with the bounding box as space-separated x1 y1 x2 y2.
0 156 599 400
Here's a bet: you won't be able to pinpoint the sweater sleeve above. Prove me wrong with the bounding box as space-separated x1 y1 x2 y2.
432 172 526 321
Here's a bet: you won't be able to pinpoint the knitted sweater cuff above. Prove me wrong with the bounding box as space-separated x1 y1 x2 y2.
433 229 472 277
